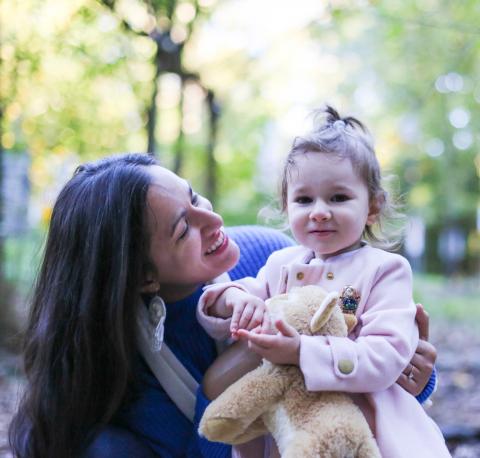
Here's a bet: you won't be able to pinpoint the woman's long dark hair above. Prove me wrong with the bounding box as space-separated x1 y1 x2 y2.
9 153 158 458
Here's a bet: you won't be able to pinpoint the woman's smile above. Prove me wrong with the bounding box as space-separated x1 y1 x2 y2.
205 228 229 255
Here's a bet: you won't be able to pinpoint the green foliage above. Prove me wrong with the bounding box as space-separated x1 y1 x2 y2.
1 0 479 279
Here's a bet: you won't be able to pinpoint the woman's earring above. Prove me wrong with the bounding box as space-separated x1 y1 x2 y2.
148 294 166 351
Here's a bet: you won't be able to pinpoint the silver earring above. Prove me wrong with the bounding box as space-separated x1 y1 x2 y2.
148 295 167 351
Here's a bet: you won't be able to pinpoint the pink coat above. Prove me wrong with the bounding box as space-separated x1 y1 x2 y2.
198 244 450 458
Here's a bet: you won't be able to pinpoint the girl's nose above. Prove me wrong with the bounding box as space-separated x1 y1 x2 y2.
309 201 331 221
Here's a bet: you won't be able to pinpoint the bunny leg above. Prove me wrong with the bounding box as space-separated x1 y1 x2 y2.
226 417 268 445
199 364 287 444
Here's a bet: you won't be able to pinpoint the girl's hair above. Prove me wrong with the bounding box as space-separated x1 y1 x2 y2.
280 105 403 249
9 153 158 458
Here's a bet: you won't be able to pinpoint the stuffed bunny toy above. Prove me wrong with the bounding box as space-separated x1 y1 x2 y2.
199 285 380 458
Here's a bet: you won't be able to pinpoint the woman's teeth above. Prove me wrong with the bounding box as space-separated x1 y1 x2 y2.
206 230 225 254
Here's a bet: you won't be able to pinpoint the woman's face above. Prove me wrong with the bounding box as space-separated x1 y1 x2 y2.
144 166 239 301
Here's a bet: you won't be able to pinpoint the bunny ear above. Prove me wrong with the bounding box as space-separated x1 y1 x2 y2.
310 292 339 333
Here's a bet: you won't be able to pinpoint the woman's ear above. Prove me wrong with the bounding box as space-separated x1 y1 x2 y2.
141 275 160 294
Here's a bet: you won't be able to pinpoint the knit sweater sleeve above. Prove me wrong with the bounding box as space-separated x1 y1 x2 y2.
415 366 437 404
119 227 294 457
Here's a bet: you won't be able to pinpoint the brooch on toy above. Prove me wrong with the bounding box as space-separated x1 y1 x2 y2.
339 285 360 332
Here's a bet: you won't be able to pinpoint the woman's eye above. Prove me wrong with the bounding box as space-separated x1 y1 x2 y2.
192 193 199 206
178 222 189 240
295 196 312 204
331 194 349 202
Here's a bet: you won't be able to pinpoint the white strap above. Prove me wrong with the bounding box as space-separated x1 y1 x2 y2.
136 272 232 422
137 303 198 421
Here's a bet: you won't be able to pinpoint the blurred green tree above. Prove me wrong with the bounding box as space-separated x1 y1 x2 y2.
310 1 480 273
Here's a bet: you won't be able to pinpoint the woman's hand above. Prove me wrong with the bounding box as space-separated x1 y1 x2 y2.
236 319 300 366
397 304 437 396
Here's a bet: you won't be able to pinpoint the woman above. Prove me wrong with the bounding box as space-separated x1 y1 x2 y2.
9 153 436 458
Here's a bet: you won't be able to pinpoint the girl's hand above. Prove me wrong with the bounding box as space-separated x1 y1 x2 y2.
226 288 270 336
236 318 300 366
397 304 437 396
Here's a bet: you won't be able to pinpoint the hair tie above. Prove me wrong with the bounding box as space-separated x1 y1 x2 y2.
332 119 346 131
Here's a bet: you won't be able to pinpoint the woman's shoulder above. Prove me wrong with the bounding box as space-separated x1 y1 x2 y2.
226 225 294 249
226 226 296 280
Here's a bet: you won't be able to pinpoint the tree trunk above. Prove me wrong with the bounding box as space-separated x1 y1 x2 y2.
173 79 185 174
147 44 162 156
205 90 219 204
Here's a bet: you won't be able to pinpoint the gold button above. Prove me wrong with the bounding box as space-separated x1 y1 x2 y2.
338 359 354 374
296 272 304 280
326 272 334 280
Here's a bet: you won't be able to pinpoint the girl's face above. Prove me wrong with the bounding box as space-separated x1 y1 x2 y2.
287 152 378 260
144 166 239 301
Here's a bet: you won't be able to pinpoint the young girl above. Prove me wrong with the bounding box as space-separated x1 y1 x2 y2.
197 107 449 457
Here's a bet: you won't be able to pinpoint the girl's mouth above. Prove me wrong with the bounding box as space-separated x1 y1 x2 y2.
310 229 335 237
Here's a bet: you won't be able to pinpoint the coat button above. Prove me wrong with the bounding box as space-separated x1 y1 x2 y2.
326 272 334 280
338 359 354 374
296 272 304 280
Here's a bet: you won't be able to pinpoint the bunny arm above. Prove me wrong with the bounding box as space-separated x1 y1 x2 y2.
199 362 292 444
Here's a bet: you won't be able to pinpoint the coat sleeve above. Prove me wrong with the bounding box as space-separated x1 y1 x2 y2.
299 255 419 393
196 261 274 340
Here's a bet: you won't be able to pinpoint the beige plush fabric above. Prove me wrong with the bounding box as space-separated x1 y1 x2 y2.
199 285 380 457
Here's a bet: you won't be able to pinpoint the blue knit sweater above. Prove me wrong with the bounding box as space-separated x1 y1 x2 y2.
116 226 436 457
116 226 294 457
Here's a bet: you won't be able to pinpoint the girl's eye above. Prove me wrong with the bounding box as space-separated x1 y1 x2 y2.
331 194 349 202
295 196 312 204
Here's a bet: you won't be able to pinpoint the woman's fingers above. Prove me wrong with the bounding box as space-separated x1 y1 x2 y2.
411 342 437 366
415 303 429 341
398 346 435 396
397 371 420 394
397 303 436 395
414 340 437 366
